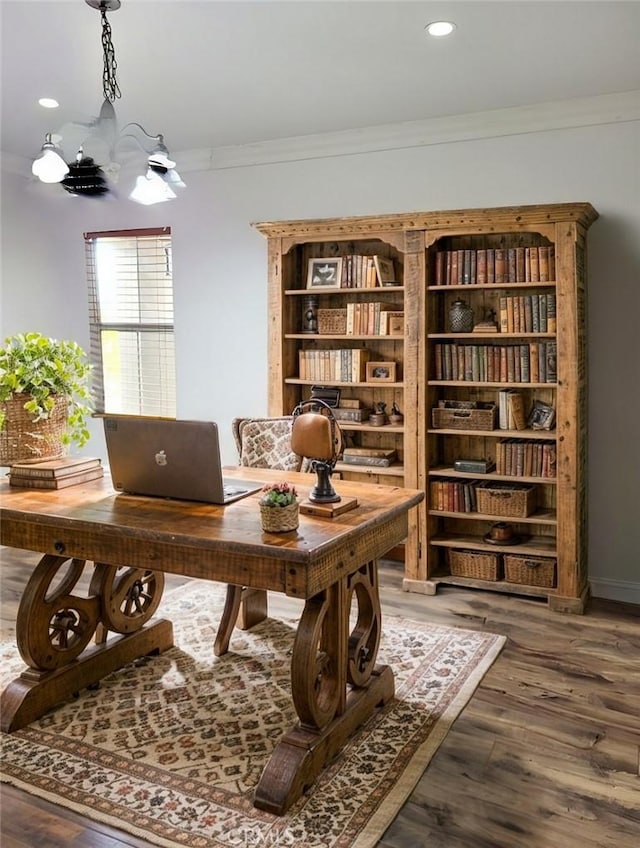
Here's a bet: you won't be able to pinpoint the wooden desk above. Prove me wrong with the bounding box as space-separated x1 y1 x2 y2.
0 468 423 814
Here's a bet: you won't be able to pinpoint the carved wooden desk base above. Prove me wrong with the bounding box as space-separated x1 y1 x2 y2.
1 555 391 815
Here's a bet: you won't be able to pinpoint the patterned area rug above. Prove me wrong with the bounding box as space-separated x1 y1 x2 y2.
0 581 505 848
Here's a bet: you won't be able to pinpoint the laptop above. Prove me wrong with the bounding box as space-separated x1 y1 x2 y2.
103 416 264 504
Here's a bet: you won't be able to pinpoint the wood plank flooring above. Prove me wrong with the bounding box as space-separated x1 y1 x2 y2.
1 547 638 847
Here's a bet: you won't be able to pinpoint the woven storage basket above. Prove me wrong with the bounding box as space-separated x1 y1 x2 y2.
318 308 347 335
260 502 299 533
448 549 502 581
504 554 557 588
432 401 496 431
0 393 68 465
476 482 536 517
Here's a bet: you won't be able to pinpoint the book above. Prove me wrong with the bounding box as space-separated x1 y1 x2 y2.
340 454 394 467
9 456 102 479
333 407 370 422
507 391 527 430
342 447 397 460
9 466 104 489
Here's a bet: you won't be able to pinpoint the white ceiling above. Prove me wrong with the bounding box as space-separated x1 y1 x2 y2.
1 0 640 168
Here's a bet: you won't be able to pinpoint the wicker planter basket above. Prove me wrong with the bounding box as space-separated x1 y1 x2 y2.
0 393 68 465
448 549 502 581
504 554 557 588
260 501 299 533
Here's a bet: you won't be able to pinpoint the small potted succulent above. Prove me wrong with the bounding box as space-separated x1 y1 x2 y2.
0 332 93 465
259 481 299 533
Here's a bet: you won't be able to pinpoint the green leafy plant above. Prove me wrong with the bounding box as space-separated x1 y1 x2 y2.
0 332 93 448
259 481 298 507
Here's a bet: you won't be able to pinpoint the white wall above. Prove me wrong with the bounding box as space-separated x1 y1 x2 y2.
2 113 639 603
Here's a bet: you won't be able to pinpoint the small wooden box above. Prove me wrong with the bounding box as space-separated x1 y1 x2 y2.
448 549 502 581
476 482 536 517
317 308 347 334
432 400 497 431
504 554 557 588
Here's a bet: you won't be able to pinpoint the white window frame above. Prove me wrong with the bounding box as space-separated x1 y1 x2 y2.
85 227 176 418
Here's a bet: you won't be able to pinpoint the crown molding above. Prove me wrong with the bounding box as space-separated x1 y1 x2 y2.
199 90 640 172
4 90 639 179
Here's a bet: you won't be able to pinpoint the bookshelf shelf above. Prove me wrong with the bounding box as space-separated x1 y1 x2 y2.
256 202 596 613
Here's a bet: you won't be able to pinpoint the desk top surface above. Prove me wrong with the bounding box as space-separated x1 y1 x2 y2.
0 468 423 596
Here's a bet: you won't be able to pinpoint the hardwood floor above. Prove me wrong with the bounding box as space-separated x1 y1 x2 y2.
1 547 638 847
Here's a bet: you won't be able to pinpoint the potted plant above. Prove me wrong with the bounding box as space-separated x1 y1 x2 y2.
0 332 93 465
259 481 299 533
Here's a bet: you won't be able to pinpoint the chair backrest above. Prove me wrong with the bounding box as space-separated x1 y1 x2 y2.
232 416 302 471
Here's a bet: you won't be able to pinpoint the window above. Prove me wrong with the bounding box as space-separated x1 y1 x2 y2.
85 228 176 417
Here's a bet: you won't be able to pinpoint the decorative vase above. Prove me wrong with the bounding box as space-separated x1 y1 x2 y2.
0 393 69 465
301 295 319 334
449 298 474 333
260 501 299 533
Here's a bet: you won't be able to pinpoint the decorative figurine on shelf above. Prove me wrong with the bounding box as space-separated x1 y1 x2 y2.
473 308 499 334
449 298 474 333
389 402 404 425
369 401 387 427
302 295 319 334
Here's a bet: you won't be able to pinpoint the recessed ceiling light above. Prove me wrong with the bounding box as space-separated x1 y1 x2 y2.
425 21 456 37
38 97 59 109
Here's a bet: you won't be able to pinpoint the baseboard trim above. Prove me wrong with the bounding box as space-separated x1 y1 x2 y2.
588 578 640 605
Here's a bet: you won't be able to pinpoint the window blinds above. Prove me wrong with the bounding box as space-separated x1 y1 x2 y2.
85 228 176 417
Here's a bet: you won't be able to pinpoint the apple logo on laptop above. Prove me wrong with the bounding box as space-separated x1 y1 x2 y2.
155 449 168 466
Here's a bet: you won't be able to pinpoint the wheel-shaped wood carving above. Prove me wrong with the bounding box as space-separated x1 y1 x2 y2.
347 562 381 688
16 555 100 671
91 565 164 634
291 589 342 730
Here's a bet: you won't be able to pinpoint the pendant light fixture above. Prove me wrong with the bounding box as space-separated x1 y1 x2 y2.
32 0 184 204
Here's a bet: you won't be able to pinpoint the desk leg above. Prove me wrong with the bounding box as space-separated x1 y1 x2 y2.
214 586 268 657
1 555 173 733
254 561 394 814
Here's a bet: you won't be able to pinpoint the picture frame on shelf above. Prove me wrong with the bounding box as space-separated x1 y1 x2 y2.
366 361 397 382
388 313 404 336
307 258 343 289
373 256 397 286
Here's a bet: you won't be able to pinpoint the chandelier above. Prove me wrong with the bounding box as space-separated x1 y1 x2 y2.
31 0 185 205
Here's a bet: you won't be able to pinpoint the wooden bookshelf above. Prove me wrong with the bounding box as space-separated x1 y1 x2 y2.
255 203 598 612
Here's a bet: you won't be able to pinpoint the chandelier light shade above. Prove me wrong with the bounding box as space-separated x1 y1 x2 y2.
32 0 184 205
31 133 70 183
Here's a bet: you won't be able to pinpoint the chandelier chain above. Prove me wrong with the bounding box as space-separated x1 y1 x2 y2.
101 9 121 102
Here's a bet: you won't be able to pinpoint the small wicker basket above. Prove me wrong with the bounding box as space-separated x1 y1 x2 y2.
317 309 347 335
448 549 502 581
504 554 557 588
0 393 68 465
476 482 536 517
260 501 299 533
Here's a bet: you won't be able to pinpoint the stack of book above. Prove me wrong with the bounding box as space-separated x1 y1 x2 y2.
9 456 104 489
341 448 397 468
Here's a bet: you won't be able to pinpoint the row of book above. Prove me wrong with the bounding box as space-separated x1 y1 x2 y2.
329 254 396 289
434 246 555 286
433 341 557 383
498 293 556 334
430 478 480 513
298 348 371 383
345 303 403 335
9 456 103 489
496 439 557 478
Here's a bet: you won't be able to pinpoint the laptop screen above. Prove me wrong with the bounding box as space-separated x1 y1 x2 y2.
103 416 263 504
